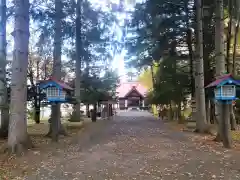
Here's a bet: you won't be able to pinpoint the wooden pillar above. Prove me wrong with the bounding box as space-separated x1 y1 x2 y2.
110 103 113 116
100 103 104 119
35 83 41 123
107 102 110 120
125 99 128 110
91 103 97 122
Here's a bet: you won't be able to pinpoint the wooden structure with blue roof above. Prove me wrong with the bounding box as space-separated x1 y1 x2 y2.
205 74 240 101
39 77 74 103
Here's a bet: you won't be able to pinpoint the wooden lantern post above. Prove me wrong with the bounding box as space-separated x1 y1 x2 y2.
205 74 240 148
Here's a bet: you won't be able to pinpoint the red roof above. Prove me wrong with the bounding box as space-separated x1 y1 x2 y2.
41 77 73 90
205 74 234 88
116 82 147 98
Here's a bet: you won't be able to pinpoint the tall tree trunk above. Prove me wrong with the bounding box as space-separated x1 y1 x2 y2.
232 11 240 75
185 0 195 98
226 0 236 131
215 0 232 148
177 101 184 124
187 29 195 97
226 0 233 73
0 0 9 138
231 0 240 130
214 0 225 142
85 61 90 118
86 104 90 117
7 0 33 153
169 102 173 121
214 1 224 142
206 99 210 124
34 58 40 124
222 102 232 148
169 41 178 122
230 106 236 130
48 0 66 141
91 103 97 122
73 0 82 121
210 100 215 124
47 105 67 141
28 69 40 124
194 0 207 133
185 1 196 123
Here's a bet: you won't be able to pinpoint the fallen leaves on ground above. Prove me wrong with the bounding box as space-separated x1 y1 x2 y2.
2 115 240 179
0 121 85 179
163 121 186 131
165 121 240 152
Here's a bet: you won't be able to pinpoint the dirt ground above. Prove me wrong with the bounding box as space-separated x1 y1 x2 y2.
2 111 240 180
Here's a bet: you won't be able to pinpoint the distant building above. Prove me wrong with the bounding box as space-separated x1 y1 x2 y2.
116 81 148 109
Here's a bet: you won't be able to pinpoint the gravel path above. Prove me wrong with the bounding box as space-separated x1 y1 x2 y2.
23 111 240 180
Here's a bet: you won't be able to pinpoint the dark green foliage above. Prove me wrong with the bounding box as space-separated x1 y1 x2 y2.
74 70 119 104
147 54 190 105
126 0 189 68
31 0 116 70
126 0 192 105
28 0 119 109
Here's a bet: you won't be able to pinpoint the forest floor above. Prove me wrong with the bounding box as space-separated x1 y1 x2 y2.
1 111 240 179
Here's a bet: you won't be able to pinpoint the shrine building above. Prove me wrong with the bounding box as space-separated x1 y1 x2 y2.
116 82 148 110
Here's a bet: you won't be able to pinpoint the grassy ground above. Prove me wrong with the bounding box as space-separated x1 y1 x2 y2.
0 117 90 149
182 107 191 118
151 105 158 117
27 120 85 136
231 130 240 141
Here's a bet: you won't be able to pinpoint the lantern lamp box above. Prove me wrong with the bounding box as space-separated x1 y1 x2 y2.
39 78 74 103
205 74 240 101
